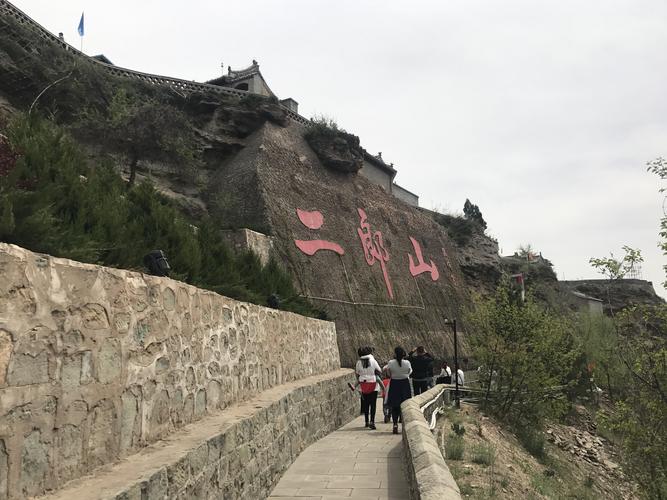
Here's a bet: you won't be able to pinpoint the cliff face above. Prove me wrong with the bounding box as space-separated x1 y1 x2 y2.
0 5 508 366
560 279 665 313
212 122 473 366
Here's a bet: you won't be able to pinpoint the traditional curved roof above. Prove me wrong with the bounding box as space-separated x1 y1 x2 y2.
206 61 276 97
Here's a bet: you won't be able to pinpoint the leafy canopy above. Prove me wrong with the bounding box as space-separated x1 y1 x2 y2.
589 246 643 280
467 278 577 429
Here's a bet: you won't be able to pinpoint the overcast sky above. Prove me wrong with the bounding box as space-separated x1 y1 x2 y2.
12 0 667 296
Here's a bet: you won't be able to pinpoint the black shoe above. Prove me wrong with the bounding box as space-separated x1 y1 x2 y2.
365 422 370 428
369 423 376 430
392 425 399 434
384 414 390 424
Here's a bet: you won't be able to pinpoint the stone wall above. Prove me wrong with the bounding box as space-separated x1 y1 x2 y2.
0 243 341 498
401 385 461 500
220 228 275 266
42 370 357 500
392 183 419 207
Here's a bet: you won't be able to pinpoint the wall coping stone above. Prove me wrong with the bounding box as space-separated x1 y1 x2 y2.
39 368 355 499
400 384 461 500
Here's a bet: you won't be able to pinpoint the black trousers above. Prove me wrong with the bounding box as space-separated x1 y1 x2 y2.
391 406 402 425
361 391 378 424
412 379 430 396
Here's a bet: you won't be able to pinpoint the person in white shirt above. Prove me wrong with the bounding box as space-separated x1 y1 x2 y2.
456 368 465 387
436 362 452 384
355 347 382 430
383 346 412 434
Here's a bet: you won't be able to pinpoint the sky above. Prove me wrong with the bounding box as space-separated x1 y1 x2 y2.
12 0 667 296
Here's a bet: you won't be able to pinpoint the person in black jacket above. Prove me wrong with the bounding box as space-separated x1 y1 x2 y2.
407 346 434 395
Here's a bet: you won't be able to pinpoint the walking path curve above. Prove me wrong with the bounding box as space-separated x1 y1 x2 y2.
268 416 409 500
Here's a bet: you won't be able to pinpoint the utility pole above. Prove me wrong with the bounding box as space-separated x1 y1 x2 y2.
444 318 460 408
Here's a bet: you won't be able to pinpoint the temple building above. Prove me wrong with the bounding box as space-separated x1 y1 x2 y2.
207 60 299 113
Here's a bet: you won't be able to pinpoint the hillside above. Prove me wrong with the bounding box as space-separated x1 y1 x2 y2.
2 1 663 369
0 3 478 367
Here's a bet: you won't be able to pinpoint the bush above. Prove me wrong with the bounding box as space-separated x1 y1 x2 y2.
445 435 465 460
471 444 496 466
517 428 546 459
451 422 466 436
466 278 578 429
432 212 478 246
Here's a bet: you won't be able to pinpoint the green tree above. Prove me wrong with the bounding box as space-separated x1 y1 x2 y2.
603 304 667 498
647 157 667 287
79 87 200 186
467 278 577 429
589 246 643 280
463 198 487 229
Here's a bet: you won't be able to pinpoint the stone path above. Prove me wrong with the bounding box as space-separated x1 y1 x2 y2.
268 415 410 500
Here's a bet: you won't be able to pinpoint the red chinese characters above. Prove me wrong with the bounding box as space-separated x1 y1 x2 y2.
356 208 394 299
294 209 345 256
407 236 440 281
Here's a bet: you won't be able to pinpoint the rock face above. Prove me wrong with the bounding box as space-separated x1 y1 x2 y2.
213 122 473 367
0 243 341 498
304 127 364 173
561 279 665 313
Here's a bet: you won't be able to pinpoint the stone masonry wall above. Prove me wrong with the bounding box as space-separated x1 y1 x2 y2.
0 243 341 498
43 370 357 500
401 385 461 500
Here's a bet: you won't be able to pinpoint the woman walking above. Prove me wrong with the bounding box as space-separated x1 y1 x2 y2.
355 346 382 430
383 346 413 434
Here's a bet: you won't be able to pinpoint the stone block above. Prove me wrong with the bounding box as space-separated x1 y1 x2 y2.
81 303 110 330
0 440 8 500
207 380 221 411
143 468 168 500
416 462 461 500
0 330 13 386
20 430 49 497
55 424 83 483
80 351 93 384
97 338 121 384
148 390 170 441
155 356 169 374
8 351 49 386
62 352 87 390
120 389 140 454
167 456 190 497
189 443 208 478
87 399 118 468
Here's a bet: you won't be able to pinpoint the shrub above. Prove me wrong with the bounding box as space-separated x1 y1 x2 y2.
445 435 465 460
451 422 466 436
466 278 578 429
432 212 477 246
471 443 496 466
517 428 546 459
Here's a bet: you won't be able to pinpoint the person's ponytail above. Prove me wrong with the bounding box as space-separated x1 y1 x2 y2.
394 346 406 367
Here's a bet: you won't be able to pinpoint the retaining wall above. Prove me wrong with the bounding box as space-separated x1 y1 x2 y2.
42 369 357 500
401 385 461 500
0 243 341 498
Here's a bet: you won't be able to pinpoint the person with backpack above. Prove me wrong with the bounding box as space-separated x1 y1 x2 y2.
383 346 413 434
355 346 382 430
407 346 434 395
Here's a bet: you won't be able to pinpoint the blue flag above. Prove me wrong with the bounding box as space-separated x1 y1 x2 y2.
77 12 84 36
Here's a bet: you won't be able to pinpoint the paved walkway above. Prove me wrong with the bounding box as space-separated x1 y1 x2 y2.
268 416 410 500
